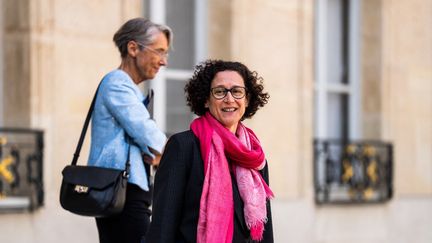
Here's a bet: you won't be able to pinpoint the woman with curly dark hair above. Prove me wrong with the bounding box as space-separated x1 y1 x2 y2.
145 60 274 243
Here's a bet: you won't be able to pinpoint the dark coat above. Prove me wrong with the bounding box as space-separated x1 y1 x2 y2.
145 130 274 243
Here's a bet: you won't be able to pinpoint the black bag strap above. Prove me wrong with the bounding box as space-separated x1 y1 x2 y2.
71 82 130 173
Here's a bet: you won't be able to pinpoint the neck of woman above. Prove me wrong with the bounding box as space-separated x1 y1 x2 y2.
119 58 141 84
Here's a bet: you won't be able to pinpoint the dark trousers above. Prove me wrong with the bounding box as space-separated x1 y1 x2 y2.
96 183 152 243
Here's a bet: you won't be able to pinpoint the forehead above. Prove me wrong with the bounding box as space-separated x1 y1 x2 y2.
211 70 244 87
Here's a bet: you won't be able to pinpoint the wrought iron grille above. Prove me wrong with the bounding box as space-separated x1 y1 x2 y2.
0 128 44 212
314 139 393 204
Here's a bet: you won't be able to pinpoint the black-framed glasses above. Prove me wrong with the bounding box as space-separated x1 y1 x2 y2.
210 86 247 100
137 42 169 60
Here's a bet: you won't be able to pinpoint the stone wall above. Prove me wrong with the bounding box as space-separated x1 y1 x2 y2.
3 0 31 127
208 0 432 199
380 0 432 195
4 0 429 203
362 0 383 139
209 0 315 198
2 0 144 196
0 0 431 242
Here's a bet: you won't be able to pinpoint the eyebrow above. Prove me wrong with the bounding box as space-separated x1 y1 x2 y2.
211 85 244 88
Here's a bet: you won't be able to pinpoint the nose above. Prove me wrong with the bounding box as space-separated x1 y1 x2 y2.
223 91 235 102
159 57 168 66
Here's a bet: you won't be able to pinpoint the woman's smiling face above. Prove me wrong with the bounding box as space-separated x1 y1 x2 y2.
206 71 248 133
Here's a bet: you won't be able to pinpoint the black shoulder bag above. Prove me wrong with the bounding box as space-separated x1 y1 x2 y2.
59 85 130 217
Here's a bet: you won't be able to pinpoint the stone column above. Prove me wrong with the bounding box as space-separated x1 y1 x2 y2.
3 0 31 127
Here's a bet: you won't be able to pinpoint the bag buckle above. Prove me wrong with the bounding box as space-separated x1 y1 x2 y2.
74 185 89 193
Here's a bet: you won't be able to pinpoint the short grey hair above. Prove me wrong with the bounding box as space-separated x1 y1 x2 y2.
113 17 173 58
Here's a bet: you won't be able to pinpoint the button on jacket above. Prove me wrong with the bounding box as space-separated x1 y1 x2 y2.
88 69 166 191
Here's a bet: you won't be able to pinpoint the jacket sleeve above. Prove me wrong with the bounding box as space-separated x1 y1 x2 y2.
102 78 166 155
261 162 274 243
145 135 190 243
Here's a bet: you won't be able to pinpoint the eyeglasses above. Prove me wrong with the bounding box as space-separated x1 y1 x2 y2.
210 86 247 100
137 43 169 60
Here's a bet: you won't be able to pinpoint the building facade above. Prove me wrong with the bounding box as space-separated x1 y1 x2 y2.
0 0 431 242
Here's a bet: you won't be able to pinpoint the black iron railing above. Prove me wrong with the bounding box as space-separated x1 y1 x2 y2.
314 139 393 204
0 128 44 212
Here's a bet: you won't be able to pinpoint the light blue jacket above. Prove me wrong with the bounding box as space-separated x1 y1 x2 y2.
87 69 166 191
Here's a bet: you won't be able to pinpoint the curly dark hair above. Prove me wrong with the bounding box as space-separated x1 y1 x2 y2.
185 59 269 120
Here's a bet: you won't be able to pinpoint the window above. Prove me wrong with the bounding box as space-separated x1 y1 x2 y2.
144 0 207 136
314 0 384 204
314 0 361 140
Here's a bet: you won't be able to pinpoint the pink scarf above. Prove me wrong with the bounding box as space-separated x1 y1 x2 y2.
191 112 274 243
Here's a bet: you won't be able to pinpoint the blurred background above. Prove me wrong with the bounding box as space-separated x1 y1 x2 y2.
0 0 431 242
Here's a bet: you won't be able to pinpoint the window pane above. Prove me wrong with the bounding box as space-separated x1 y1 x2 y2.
313 90 319 136
166 0 195 69
326 0 348 84
166 79 194 136
327 93 348 139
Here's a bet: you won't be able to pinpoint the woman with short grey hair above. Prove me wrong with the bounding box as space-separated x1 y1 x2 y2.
87 17 173 243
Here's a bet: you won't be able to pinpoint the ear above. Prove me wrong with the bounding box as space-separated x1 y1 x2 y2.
127 41 140 58
205 100 209 108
